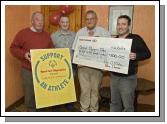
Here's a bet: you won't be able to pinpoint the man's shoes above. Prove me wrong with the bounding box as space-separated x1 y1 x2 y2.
67 107 79 112
65 103 79 112
52 106 61 112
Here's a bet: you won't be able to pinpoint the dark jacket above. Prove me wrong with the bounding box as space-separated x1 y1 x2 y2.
112 33 151 76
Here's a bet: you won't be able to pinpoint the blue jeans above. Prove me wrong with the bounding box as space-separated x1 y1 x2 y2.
110 73 137 112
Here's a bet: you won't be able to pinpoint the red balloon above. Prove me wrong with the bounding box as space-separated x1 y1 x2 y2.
60 5 74 15
49 11 62 25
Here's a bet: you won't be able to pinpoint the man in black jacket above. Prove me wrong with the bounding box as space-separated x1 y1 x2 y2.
110 15 151 112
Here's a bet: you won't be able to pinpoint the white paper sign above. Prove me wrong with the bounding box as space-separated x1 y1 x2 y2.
73 36 132 74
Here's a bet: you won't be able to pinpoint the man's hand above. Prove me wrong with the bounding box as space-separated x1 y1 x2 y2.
129 52 136 60
77 64 84 68
25 52 31 62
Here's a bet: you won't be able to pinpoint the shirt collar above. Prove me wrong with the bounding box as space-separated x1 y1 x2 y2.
116 33 131 38
58 29 71 36
30 26 37 32
87 27 96 33
30 26 43 33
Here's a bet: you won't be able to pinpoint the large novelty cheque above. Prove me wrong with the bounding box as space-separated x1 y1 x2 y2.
73 36 132 74
30 48 76 109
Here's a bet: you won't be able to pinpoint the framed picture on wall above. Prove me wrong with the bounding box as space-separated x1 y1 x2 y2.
109 5 134 36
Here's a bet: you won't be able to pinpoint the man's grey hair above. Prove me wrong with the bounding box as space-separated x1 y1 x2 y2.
86 10 97 19
31 11 43 21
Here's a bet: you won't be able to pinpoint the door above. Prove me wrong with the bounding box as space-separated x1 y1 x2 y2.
41 5 85 34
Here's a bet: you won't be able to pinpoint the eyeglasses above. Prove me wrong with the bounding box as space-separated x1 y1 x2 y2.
86 18 95 21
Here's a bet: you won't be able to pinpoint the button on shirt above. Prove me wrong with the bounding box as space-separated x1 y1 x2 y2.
51 30 76 58
72 26 111 50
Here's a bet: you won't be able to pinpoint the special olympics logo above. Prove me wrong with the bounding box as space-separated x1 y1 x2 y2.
49 60 57 68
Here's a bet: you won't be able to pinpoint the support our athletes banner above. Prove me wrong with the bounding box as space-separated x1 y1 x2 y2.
30 48 76 109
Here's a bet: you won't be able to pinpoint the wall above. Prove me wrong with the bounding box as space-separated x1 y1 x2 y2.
5 5 40 109
85 5 154 82
132 6 155 105
85 5 155 105
132 5 155 81
85 6 109 30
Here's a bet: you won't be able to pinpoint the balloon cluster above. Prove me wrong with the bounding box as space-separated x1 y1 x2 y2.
49 5 74 25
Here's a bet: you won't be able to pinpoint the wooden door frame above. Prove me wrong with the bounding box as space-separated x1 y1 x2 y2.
41 5 86 33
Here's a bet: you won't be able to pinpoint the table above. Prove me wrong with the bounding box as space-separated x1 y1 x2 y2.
134 78 155 111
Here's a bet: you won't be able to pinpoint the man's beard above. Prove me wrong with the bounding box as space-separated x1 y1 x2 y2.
118 29 129 36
